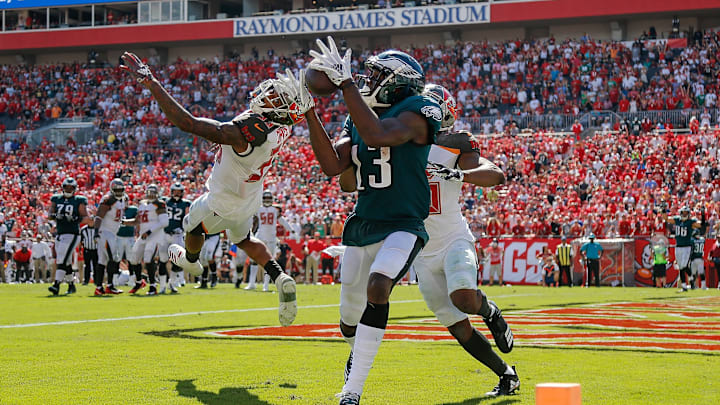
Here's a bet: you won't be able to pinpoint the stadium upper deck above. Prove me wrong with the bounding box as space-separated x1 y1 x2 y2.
1 0 719 64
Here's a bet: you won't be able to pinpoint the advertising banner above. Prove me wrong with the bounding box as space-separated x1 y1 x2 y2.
233 3 489 38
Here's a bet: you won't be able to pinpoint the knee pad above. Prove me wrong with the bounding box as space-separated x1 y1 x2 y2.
444 240 479 293
339 283 367 327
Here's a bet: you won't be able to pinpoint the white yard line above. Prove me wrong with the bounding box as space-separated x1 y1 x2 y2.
0 300 425 329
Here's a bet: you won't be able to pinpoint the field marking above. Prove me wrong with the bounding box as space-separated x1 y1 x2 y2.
0 300 424 329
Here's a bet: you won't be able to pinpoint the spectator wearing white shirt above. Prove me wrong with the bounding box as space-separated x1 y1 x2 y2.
32 235 52 283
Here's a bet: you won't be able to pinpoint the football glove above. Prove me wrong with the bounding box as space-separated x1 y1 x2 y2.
426 162 464 182
119 52 155 84
308 36 352 87
277 68 314 113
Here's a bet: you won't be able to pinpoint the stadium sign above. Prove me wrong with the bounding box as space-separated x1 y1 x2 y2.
0 0 129 9
233 3 489 38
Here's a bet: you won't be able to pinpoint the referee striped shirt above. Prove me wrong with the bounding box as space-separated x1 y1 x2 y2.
556 243 573 266
80 225 97 250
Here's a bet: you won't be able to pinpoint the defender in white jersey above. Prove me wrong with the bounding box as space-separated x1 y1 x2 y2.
247 191 295 291
416 84 518 397
93 178 127 295
124 184 169 295
121 52 313 326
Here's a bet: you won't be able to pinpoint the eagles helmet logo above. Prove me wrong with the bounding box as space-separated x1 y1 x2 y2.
421 105 443 122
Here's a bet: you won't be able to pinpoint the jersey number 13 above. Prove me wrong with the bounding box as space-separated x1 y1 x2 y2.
352 145 392 190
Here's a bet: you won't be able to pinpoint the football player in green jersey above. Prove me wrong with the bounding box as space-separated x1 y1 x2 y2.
48 178 90 295
304 37 442 404
664 207 704 291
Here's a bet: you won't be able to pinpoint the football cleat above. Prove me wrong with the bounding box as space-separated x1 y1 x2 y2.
105 286 123 295
94 286 104 296
170 284 178 294
486 366 520 397
168 244 203 277
195 281 208 289
483 300 514 353
344 351 353 384
158 287 166 294
48 284 60 296
275 273 297 326
146 286 157 296
210 273 218 288
244 284 256 290
66 284 76 295
336 391 361 405
128 280 147 294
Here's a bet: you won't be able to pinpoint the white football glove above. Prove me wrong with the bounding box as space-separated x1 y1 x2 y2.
427 162 464 182
120 52 155 84
308 36 352 87
277 68 314 113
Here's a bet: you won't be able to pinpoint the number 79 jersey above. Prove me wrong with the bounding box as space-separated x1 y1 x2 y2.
342 95 441 247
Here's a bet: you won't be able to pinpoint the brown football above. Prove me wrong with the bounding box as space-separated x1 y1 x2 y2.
305 68 337 97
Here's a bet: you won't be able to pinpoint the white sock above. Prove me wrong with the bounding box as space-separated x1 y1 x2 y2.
263 273 270 290
54 269 66 283
248 265 258 286
343 323 385 395
343 334 356 349
702 280 706 288
129 275 136 286
505 365 515 375
232 271 238 284
159 275 167 291
178 271 185 284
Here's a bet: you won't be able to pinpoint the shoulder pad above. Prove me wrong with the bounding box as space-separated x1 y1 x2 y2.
100 193 117 206
436 131 481 153
342 117 354 137
183 199 192 205
76 195 88 204
51 194 62 203
232 111 276 147
153 200 166 209
396 95 442 139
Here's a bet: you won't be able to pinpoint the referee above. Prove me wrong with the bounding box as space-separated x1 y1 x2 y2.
580 234 603 287
556 236 573 287
80 224 98 285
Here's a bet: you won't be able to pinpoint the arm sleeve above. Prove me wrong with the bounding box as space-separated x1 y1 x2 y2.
149 213 169 234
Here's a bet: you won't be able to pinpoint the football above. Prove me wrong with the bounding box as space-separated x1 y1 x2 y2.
305 68 337 97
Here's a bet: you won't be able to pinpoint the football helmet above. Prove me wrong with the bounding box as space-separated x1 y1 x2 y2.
145 184 159 201
680 206 690 220
249 78 304 126
62 177 77 198
423 83 458 131
356 50 425 108
170 182 184 201
110 178 125 200
262 191 273 207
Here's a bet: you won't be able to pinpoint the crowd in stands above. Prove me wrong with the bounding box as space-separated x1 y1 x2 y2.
3 34 720 245
4 32 720 133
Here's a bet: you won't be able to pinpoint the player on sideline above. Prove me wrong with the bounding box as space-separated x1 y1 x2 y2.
248 191 296 291
664 207 703 291
48 178 89 295
303 37 441 404
196 232 222 289
414 84 519 396
122 184 169 295
120 52 312 325
162 182 191 289
118 199 145 294
93 178 127 295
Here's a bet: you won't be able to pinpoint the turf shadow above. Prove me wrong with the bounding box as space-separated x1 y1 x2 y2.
439 396 519 405
174 379 273 405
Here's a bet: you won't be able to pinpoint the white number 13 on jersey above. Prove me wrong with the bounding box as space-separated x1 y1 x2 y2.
352 145 391 190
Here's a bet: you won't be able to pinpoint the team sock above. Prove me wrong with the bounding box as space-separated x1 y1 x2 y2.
147 262 156 286
95 264 105 287
209 262 217 285
340 323 356 349
248 265 258 286
263 259 283 282
159 262 168 290
54 269 66 286
131 264 142 283
263 273 270 290
458 327 507 376
343 302 389 395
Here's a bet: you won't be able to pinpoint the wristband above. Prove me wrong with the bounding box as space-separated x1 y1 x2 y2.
340 80 355 90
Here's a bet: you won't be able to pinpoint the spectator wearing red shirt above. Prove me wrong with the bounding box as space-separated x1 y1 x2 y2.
303 233 326 285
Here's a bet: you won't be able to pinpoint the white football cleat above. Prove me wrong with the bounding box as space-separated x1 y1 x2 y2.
168 244 203 277
275 273 297 327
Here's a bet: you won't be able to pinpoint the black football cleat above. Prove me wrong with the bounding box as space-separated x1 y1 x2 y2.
486 366 520 397
170 284 178 294
195 281 208 289
483 300 514 353
105 286 123 295
337 391 361 405
48 284 60 296
66 283 76 295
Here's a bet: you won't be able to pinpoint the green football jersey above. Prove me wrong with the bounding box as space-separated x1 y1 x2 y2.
117 205 138 237
163 197 191 233
672 217 696 247
50 194 87 235
342 95 442 247
691 237 705 259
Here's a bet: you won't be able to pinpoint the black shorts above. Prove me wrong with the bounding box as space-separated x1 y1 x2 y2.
653 264 666 278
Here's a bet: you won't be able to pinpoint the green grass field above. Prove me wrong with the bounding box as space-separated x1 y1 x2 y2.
1 283 718 405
